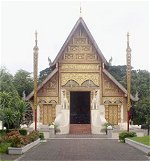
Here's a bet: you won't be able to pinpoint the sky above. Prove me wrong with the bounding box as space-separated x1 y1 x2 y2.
1 0 149 75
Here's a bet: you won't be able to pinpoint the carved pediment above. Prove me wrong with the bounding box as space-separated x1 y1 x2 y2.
38 73 58 97
61 73 99 87
103 74 124 97
59 25 101 64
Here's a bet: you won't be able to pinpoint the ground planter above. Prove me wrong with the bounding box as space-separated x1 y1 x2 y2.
125 138 150 154
8 138 40 154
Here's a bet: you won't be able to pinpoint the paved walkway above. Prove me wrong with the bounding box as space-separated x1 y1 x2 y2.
1 136 149 161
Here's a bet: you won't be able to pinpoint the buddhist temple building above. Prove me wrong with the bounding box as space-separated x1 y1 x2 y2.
26 17 136 134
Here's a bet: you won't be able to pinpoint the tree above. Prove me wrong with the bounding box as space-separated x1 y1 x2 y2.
39 67 51 83
0 67 18 95
108 66 150 125
0 92 30 129
38 65 55 83
13 69 33 97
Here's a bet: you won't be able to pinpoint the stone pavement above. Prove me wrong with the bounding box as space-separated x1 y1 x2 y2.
1 135 149 161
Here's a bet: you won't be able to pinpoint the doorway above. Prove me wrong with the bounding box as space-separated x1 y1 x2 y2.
70 91 90 124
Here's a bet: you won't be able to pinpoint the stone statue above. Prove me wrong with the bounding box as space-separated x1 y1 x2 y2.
91 90 100 109
61 89 69 109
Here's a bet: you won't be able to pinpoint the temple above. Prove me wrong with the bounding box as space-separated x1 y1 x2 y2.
26 17 136 134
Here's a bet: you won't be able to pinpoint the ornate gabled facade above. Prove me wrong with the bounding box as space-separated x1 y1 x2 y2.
26 17 136 134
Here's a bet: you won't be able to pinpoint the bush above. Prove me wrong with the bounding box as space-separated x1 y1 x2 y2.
4 130 24 147
0 130 40 149
39 132 44 140
119 131 137 143
0 142 11 153
19 129 27 136
9 135 24 147
0 130 6 137
27 130 39 142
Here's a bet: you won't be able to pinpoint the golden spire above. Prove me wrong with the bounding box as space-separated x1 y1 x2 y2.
33 30 39 131
34 30 39 50
126 32 131 52
35 30 38 47
80 1 82 17
126 32 132 132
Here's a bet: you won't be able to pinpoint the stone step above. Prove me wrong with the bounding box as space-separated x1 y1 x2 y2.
70 124 91 134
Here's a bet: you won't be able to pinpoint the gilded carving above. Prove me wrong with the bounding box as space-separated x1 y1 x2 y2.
105 105 121 125
40 104 56 125
76 54 84 59
61 73 99 86
38 97 58 104
61 64 99 72
103 97 123 104
60 32 99 63
68 45 91 53
64 54 74 60
86 54 96 60
38 73 58 97
73 38 87 44
103 75 124 96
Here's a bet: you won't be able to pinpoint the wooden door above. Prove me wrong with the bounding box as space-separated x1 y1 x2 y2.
105 105 118 125
40 104 56 124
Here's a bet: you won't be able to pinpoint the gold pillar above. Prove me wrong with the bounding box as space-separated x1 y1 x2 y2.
126 32 131 131
33 31 39 130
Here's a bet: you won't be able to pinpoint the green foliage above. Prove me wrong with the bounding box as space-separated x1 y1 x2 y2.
108 66 150 125
0 130 40 149
0 142 11 153
0 108 16 129
0 92 29 129
38 65 55 83
119 131 137 143
0 67 33 129
39 132 44 140
0 68 18 95
13 69 33 97
27 130 40 142
39 67 52 83
108 65 127 88
0 130 6 137
103 122 114 128
19 129 27 136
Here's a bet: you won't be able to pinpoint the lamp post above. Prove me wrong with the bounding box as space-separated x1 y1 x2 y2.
126 32 131 132
33 31 38 131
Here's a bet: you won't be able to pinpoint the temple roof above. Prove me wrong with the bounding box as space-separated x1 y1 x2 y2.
26 67 58 100
103 69 137 101
52 17 108 66
26 17 136 101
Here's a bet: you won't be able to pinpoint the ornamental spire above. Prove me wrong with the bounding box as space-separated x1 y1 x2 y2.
33 30 39 131
35 30 38 46
34 30 39 50
80 2 82 17
126 32 132 132
126 32 131 52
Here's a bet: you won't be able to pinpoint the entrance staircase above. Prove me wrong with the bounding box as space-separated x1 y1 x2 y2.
70 124 91 134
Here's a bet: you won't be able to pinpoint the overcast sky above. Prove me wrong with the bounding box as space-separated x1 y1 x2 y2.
1 1 149 75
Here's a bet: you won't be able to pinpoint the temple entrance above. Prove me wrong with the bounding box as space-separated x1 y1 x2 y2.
70 91 91 134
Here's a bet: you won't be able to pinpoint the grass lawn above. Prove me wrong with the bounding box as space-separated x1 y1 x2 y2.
130 135 150 146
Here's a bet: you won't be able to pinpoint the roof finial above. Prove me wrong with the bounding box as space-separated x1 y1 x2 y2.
127 32 130 48
35 30 38 46
80 1 82 17
126 32 131 52
33 30 39 51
